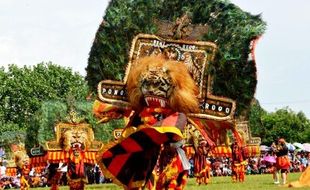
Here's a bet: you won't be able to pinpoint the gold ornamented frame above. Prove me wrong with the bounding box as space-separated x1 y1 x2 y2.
98 34 236 120
236 121 261 145
113 129 123 140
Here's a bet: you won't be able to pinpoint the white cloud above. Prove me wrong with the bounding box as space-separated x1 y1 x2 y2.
0 0 108 75
0 37 21 66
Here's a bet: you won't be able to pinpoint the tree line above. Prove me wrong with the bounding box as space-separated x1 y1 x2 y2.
249 102 310 145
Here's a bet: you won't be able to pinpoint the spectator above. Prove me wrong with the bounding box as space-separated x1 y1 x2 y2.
94 164 101 184
0 147 5 158
0 163 6 177
300 155 308 171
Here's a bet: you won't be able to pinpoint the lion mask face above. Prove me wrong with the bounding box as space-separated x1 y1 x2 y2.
15 152 29 168
139 65 173 108
126 55 199 113
61 128 89 151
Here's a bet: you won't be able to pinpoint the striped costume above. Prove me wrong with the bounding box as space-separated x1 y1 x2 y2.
96 104 190 189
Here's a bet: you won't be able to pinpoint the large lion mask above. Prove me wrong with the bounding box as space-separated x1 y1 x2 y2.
126 55 199 114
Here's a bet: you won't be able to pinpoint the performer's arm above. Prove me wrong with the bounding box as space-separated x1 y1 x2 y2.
93 100 132 123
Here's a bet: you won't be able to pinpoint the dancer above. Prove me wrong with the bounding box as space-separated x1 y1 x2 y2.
274 138 290 185
231 142 247 182
270 142 280 184
94 55 200 189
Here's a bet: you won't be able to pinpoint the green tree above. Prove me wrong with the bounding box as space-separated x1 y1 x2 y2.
0 121 25 155
0 63 89 149
0 67 8 122
248 99 268 140
0 63 88 128
258 107 310 145
0 122 24 145
249 101 310 145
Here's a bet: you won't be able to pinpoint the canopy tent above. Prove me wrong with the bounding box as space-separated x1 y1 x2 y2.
293 142 305 151
262 155 276 163
260 145 270 152
286 143 296 151
303 143 310 152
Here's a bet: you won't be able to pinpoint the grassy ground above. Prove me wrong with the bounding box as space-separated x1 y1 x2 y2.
35 173 308 190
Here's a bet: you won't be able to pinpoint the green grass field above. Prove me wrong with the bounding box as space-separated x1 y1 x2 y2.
35 173 308 190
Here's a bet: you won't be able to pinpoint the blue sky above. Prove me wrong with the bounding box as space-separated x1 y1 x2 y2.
0 0 310 118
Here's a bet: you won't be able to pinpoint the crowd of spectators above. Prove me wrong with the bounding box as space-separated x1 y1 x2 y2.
0 166 48 189
0 164 113 189
193 151 310 178
0 149 309 189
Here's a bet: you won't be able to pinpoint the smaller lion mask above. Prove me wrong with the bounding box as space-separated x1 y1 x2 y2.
61 128 90 151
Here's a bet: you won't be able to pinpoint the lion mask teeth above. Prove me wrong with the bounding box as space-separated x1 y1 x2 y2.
144 96 168 108
72 142 82 149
